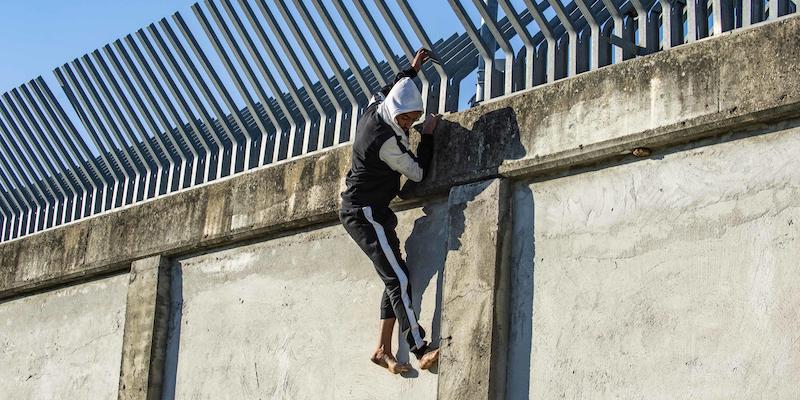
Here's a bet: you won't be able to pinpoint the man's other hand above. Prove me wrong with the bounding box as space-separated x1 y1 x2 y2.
422 113 438 135
411 48 433 72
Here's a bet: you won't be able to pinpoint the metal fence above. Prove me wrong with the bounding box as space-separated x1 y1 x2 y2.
0 0 796 243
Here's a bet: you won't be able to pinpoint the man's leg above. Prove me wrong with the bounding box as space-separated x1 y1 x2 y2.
340 206 438 369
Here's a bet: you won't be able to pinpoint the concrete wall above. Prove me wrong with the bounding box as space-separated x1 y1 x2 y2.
0 274 128 399
163 201 448 400
507 121 800 399
1 15 799 400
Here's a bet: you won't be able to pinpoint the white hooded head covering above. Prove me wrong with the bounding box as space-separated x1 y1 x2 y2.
377 77 424 136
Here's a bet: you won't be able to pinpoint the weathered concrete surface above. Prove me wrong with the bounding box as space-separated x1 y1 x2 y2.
438 179 511 400
118 256 171 400
162 202 447 399
0 274 128 399
507 120 800 399
3 15 800 299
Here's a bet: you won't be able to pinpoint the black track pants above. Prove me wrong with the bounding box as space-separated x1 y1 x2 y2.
339 205 429 358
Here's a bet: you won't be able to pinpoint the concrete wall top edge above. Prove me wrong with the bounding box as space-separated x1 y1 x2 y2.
2 14 799 298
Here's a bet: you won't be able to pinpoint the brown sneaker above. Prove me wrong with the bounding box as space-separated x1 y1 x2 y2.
418 347 440 370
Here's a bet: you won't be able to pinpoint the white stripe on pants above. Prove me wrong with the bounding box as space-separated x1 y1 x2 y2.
362 206 425 350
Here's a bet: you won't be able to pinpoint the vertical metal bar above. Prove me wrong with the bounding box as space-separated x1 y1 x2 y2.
158 17 241 176
497 0 535 88
447 0 495 100
742 0 753 25
546 0 580 77
238 0 314 158
660 0 674 48
114 37 202 189
171 12 249 173
275 0 349 147
687 0 699 41
225 0 299 163
522 0 558 82
331 0 390 87
136 28 221 182
470 0 515 95
0 95 62 229
251 0 330 154
197 0 270 168
290 0 362 140
79 55 154 203
33 76 108 216
714 0 734 32
307 0 374 99
57 63 130 209
574 0 602 70
628 0 652 52
8 89 79 225
90 50 168 197
218 0 289 165
601 0 625 62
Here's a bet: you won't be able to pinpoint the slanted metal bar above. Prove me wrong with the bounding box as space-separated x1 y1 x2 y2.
354 0 434 117
393 0 451 112
601 0 626 62
497 0 535 88
158 17 241 176
33 76 108 216
447 0 495 101
19 82 92 220
71 58 145 205
628 0 653 52
0 157 31 238
0 95 62 228
307 0 374 100
470 0 514 95
522 0 558 82
252 0 330 154
171 12 249 174
114 37 203 189
218 0 289 165
290 0 361 140
226 0 299 163
136 28 221 182
0 103 50 232
575 0 602 70
8 88 80 224
275 0 350 147
331 0 390 87
546 0 580 77
0 120 38 236
70 59 140 205
57 63 129 209
239 0 315 158
79 55 154 203
90 50 168 197
198 0 270 168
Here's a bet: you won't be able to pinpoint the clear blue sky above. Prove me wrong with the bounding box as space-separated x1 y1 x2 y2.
0 1 493 94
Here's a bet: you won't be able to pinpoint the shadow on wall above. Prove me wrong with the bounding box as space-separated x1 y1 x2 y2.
397 106 529 380
506 183 535 400
161 264 184 400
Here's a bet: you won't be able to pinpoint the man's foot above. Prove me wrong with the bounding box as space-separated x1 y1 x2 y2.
418 347 440 370
370 347 412 374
